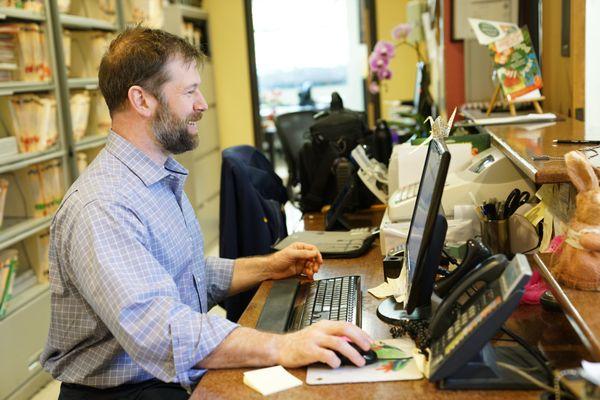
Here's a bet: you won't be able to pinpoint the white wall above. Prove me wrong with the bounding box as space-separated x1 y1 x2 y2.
586 0 600 137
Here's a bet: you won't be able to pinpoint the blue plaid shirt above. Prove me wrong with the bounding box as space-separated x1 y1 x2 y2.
40 132 238 389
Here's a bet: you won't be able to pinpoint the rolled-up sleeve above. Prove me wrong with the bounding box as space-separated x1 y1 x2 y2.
64 200 238 387
205 256 234 308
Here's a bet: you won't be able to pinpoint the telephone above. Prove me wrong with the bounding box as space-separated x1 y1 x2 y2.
351 145 388 203
388 147 535 221
428 253 538 389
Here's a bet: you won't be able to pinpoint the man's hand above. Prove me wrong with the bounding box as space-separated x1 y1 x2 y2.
275 320 373 368
266 242 324 280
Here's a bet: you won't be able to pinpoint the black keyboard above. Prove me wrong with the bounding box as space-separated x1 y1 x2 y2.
289 275 361 331
255 276 362 333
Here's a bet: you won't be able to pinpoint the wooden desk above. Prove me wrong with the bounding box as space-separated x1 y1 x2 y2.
484 117 588 184
192 211 589 399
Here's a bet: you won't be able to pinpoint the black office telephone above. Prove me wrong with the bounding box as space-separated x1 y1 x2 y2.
428 253 541 390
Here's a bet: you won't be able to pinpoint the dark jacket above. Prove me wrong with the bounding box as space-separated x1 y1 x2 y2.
219 145 288 321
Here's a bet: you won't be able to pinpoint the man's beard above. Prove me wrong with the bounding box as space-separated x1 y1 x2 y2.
152 96 201 154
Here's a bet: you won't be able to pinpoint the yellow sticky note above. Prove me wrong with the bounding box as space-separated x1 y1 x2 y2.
524 202 545 226
243 365 302 396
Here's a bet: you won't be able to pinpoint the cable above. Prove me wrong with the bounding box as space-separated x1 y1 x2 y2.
496 362 555 393
500 326 553 383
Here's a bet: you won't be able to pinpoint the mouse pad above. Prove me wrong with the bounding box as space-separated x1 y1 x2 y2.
306 338 423 385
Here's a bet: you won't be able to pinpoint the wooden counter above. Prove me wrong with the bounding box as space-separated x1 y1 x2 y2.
483 117 588 184
192 211 589 399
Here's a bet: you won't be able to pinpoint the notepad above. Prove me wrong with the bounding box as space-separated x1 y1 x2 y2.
243 365 302 396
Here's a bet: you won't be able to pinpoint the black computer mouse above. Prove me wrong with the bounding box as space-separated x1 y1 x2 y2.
335 342 378 366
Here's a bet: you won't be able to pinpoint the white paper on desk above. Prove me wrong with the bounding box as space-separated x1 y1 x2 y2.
243 365 302 396
394 266 408 304
306 338 423 385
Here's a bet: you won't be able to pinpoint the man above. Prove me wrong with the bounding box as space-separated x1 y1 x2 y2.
41 27 372 399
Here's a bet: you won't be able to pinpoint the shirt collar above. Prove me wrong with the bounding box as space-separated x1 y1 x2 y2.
105 131 188 187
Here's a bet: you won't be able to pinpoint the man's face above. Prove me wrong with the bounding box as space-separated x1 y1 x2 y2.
151 57 208 154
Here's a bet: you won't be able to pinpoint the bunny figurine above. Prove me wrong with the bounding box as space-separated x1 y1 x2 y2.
552 150 600 291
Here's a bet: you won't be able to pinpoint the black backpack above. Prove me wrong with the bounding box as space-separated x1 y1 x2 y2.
298 93 374 212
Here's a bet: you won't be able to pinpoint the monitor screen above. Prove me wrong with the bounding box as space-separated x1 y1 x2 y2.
404 139 450 313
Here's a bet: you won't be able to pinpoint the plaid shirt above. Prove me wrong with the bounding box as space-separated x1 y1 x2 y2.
40 132 238 389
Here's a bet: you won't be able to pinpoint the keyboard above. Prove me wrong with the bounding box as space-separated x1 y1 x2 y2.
256 276 362 333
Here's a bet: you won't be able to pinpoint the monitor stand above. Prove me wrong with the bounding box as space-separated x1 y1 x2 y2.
439 343 546 390
377 298 430 322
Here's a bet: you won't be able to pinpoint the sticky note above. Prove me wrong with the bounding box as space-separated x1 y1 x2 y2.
243 365 302 396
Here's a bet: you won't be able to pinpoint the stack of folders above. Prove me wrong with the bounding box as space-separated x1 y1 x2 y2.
70 91 90 141
0 1 44 12
181 22 202 48
0 178 8 227
0 94 58 153
0 23 51 82
16 159 63 218
0 249 18 319
57 0 70 13
129 1 164 28
69 30 112 77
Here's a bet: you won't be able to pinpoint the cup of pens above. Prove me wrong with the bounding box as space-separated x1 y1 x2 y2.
476 189 530 255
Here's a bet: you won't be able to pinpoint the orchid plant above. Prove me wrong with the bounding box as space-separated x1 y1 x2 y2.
368 23 424 94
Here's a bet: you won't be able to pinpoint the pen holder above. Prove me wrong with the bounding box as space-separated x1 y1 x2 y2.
480 218 511 255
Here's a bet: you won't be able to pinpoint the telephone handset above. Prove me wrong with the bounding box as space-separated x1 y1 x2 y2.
434 239 492 298
428 254 533 386
430 254 508 340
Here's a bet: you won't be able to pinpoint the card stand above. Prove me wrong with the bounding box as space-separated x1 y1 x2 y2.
5 159 65 218
486 84 545 117
0 94 58 153
70 90 90 142
123 0 165 28
23 228 50 283
66 0 117 24
69 30 112 78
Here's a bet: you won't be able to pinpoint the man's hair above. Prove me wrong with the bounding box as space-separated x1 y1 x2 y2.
98 26 204 115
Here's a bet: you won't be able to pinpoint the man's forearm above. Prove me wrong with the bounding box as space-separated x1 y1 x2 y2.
197 327 280 369
228 255 273 296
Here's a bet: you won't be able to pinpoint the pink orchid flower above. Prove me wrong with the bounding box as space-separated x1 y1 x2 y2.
392 23 413 41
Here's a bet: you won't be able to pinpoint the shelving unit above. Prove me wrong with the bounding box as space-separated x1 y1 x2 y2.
0 2 222 399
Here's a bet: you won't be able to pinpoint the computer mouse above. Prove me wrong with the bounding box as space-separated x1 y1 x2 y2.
335 342 378 366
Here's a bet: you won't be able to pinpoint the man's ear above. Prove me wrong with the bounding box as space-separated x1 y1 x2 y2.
127 85 157 118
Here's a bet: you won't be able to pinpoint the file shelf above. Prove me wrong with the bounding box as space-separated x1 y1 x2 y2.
0 7 45 22
60 13 117 31
73 133 107 151
0 215 52 252
67 77 98 90
0 82 54 95
0 148 65 175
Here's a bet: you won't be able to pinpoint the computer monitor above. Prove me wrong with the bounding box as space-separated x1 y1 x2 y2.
378 138 450 322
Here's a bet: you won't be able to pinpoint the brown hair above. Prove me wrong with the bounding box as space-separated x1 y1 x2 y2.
98 26 203 115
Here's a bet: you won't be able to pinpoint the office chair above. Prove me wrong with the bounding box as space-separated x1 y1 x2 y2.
274 110 316 196
220 145 288 322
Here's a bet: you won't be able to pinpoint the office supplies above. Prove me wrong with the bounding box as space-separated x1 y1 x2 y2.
255 275 362 333
272 228 376 258
388 146 534 221
428 254 542 390
306 338 423 385
243 365 302 396
553 139 600 145
503 189 530 218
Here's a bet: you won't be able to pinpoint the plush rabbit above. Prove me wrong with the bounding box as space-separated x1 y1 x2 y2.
552 150 600 290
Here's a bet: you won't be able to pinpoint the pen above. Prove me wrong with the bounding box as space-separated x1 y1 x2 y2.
553 139 600 145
